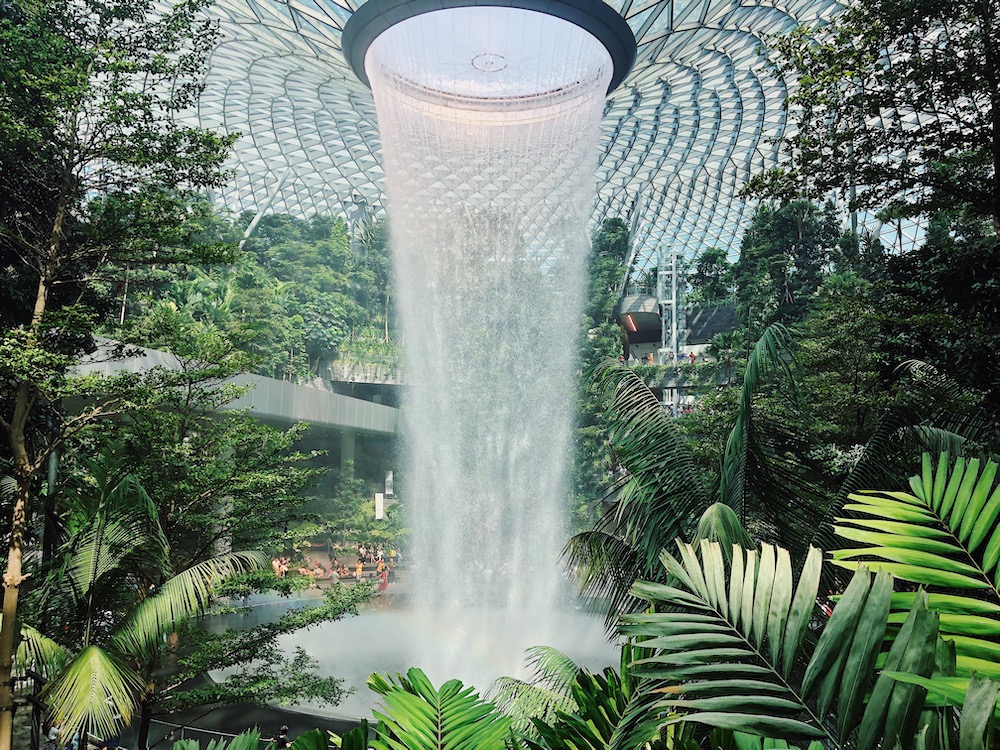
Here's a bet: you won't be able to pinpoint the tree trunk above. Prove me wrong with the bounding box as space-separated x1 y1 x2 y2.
0 459 33 750
0 202 64 750
137 692 154 750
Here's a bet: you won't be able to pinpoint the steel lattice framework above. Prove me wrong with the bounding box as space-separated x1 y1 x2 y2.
197 0 911 271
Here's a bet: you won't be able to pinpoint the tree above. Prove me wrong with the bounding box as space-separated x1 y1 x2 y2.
732 201 845 327
797 272 891 451
17 452 263 741
154 581 374 724
111 313 323 564
879 210 1000 409
688 247 734 306
0 0 234 741
573 219 630 526
745 0 1000 234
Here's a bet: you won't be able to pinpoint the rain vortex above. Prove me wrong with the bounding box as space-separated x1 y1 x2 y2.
366 6 613 684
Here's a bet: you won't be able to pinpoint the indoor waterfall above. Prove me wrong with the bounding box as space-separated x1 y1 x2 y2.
360 4 620 686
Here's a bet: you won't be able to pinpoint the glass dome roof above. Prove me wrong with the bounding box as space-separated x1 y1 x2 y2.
194 0 921 272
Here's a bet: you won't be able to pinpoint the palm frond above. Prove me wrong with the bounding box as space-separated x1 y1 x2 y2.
0 475 15 503
523 646 580 693
527 665 670 750
692 503 753 560
565 359 711 624
833 451 1000 682
719 322 797 510
487 645 582 732
616 540 940 749
367 668 513 750
44 645 143 740
15 625 70 681
719 324 829 558
489 677 577 735
564 527 647 629
896 361 997 447
595 359 712 555
53 459 166 606
110 551 267 659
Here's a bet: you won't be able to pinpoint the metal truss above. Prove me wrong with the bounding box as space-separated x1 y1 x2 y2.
196 0 921 272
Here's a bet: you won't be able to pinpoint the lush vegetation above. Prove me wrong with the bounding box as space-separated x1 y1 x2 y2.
0 0 392 748
2 0 999 746
123 213 397 383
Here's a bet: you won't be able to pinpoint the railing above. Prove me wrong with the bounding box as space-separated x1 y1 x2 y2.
145 719 274 749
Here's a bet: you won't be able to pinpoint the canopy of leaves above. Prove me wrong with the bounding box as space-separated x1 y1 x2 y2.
745 0 1000 228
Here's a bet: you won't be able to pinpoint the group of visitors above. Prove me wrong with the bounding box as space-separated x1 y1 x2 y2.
619 350 702 366
357 541 393 564
271 556 291 577
269 541 402 594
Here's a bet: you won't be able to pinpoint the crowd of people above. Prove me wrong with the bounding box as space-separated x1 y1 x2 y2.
269 541 402 594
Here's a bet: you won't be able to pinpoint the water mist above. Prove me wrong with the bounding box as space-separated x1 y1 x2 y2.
343 2 635 688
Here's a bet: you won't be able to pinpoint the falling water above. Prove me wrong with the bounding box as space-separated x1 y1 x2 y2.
366 6 613 686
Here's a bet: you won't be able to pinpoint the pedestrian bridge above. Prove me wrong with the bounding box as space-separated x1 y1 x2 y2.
77 341 399 436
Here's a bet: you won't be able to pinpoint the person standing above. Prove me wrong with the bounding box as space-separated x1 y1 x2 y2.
379 565 389 593
275 725 291 749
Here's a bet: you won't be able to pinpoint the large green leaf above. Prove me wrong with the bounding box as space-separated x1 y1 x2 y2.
616 540 940 748
43 645 143 740
110 550 267 659
367 668 512 750
834 452 1000 680
564 359 711 626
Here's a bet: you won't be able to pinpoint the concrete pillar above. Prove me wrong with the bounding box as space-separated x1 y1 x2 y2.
340 430 356 475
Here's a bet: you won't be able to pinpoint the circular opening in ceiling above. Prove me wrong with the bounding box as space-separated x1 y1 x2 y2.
471 53 507 73
342 0 637 95
363 7 612 108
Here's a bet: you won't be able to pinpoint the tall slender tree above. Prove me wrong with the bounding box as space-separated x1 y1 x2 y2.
0 0 234 744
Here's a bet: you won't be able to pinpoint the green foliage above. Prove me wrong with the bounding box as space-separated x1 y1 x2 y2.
834 452 1000 682
573 218 631 527
620 540 940 749
796 272 890 451
879 216 1000 409
165 583 375 713
366 668 513 750
689 247 734 306
18 451 265 738
524 643 675 750
566 358 711 623
568 325 825 625
488 647 581 735
170 729 263 750
92 319 323 565
0 0 236 735
746 0 1000 226
133 212 398 382
732 201 847 327
331 719 370 750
